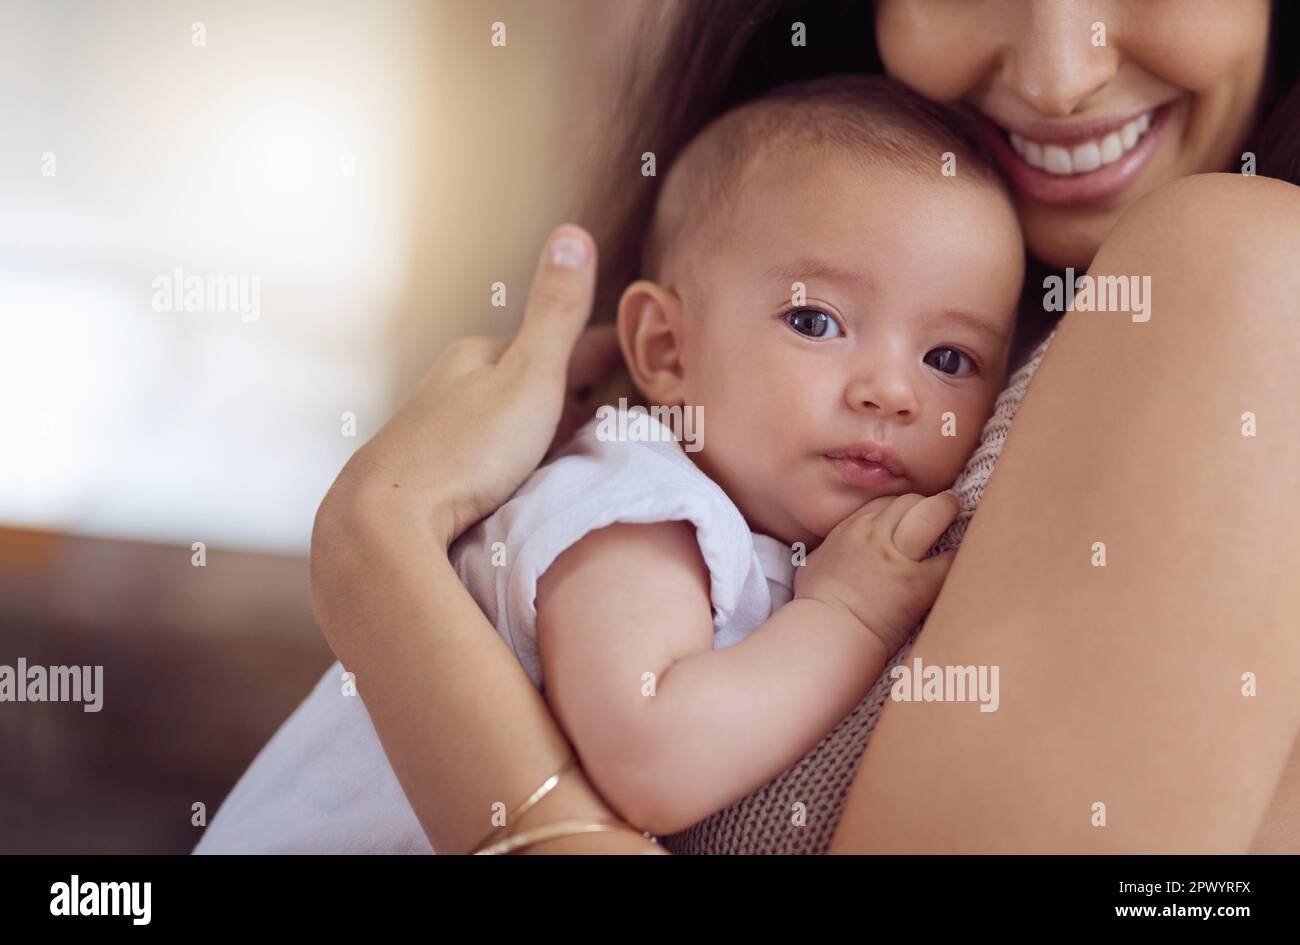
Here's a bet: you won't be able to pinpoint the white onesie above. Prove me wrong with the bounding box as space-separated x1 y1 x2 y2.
194 408 794 854
452 409 796 689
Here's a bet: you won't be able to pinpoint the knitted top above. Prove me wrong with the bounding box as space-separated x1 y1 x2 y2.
661 330 1057 855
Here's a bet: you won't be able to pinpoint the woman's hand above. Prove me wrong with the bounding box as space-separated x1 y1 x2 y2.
321 223 620 549
305 224 663 854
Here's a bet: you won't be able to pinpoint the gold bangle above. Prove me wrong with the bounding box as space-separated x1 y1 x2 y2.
472 819 621 855
468 754 579 854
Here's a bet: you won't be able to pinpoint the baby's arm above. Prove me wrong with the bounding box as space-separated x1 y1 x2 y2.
535 493 958 836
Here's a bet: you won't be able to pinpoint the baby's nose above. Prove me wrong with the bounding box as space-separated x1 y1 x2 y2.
844 371 919 418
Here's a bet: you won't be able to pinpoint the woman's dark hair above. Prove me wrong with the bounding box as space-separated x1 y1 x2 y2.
576 0 1300 325
1257 0 1300 182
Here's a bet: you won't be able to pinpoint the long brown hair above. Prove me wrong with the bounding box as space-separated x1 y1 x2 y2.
576 0 1300 326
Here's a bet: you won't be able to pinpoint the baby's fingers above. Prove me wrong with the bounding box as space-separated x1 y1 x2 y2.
893 491 960 560
912 549 957 604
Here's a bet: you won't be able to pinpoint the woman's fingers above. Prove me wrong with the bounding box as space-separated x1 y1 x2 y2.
503 224 599 382
565 322 621 391
427 321 616 393
546 328 622 459
432 335 509 378
892 492 960 561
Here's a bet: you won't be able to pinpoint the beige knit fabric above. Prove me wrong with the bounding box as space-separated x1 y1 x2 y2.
661 329 1057 855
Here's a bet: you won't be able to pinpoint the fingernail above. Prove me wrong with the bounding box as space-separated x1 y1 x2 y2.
942 489 960 501
549 231 590 269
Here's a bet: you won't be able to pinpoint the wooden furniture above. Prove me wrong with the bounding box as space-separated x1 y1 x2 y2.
0 527 333 853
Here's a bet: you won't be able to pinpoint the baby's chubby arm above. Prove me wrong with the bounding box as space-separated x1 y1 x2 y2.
534 492 958 837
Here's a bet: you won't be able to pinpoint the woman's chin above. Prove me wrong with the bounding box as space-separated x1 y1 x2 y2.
1020 210 1117 272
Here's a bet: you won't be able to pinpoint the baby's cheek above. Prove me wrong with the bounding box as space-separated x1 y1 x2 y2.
946 396 1001 476
917 420 983 490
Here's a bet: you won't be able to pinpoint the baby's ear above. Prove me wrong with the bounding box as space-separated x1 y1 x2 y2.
616 279 687 405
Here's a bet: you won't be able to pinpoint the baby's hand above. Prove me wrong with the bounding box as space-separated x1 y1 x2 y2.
793 492 960 654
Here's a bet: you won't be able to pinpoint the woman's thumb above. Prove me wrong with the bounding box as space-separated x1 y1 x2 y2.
505 224 598 378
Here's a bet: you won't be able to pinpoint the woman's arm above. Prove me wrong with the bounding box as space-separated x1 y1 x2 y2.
310 225 662 853
830 174 1300 853
311 505 659 853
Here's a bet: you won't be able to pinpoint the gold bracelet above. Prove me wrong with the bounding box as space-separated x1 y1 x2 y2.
472 819 621 855
467 754 579 854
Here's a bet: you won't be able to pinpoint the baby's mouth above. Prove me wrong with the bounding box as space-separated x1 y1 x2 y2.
824 447 905 489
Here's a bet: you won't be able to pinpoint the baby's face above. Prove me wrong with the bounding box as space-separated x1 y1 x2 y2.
676 151 1024 548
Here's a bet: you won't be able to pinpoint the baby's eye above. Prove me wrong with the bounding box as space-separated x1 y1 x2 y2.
924 346 975 377
785 309 842 340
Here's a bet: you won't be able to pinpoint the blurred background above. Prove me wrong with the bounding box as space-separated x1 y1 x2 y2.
0 0 643 852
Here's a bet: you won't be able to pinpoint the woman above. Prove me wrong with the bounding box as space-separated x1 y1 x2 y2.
309 0 1300 853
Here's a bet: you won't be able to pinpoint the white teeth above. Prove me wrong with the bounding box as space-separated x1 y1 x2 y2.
1099 131 1124 165
1044 144 1073 175
1071 141 1101 173
1007 108 1156 176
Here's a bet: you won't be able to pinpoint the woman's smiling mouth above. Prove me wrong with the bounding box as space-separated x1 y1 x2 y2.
1008 108 1156 174
975 100 1179 206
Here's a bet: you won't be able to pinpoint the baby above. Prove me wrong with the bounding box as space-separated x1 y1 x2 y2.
450 75 1025 838
193 74 1025 856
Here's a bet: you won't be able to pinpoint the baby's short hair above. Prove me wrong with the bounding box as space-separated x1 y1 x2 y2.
644 74 1006 288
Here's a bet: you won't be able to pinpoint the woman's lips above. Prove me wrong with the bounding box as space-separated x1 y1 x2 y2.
976 102 1175 206
826 455 901 489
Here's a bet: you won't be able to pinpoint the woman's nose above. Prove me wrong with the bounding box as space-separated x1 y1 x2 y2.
1002 1 1120 117
844 370 919 420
